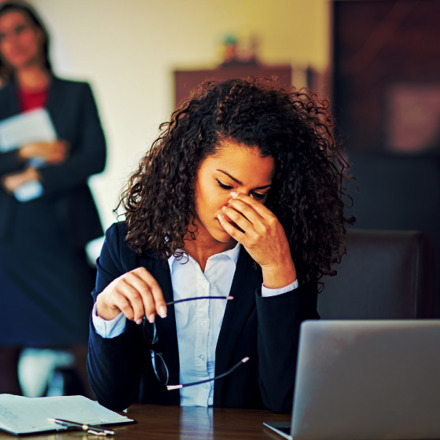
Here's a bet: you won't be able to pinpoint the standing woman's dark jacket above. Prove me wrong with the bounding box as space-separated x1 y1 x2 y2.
0 75 106 347
0 76 106 246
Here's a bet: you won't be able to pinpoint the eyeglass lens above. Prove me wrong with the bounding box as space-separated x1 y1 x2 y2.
144 320 170 385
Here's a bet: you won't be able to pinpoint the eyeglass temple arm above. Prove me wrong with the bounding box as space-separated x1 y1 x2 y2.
166 357 249 391
166 296 233 306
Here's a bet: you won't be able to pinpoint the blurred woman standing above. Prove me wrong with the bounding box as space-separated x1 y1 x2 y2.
0 1 106 395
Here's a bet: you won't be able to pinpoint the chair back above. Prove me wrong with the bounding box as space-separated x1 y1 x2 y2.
319 229 436 319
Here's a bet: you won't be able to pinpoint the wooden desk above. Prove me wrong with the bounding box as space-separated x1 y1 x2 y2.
0 405 289 440
119 404 288 439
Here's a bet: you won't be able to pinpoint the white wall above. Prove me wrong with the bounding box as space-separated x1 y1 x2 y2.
29 0 330 229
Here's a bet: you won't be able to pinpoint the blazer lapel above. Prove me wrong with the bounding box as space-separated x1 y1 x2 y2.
215 248 262 373
46 77 65 128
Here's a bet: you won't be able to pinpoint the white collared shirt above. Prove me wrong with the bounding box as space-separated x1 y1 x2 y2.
168 243 240 406
92 243 298 406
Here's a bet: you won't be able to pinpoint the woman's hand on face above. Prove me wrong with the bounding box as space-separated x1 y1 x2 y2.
19 140 69 163
95 267 167 325
217 192 297 288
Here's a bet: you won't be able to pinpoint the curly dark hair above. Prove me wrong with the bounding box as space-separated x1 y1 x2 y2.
120 77 354 284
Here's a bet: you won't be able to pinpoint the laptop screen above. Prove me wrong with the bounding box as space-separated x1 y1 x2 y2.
265 320 440 440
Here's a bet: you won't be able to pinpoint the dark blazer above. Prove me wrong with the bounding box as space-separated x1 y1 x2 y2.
87 222 319 413
0 76 106 247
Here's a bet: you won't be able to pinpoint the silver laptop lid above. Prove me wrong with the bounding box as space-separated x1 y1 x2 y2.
291 320 440 440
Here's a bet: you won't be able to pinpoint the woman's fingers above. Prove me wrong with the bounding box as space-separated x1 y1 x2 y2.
221 201 263 234
218 192 292 269
109 281 143 322
220 194 273 239
19 141 68 163
217 212 244 241
96 267 166 324
129 268 167 322
117 273 153 324
46 141 68 162
230 192 272 217
1 167 39 192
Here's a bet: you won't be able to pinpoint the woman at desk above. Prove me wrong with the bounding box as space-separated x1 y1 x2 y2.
0 1 106 395
87 78 353 412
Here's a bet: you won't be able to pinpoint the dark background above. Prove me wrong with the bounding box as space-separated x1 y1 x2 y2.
332 0 440 315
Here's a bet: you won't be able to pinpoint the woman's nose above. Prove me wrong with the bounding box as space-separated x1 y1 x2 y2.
230 191 239 198
231 189 253 198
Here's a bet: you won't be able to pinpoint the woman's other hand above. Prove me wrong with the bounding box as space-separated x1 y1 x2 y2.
217 192 297 288
19 140 69 163
95 267 167 325
1 167 39 192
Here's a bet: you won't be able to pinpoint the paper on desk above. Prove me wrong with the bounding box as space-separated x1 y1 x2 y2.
0 394 134 435
0 108 56 151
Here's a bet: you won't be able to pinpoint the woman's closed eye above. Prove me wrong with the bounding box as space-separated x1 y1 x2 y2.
250 191 266 201
216 178 233 190
217 179 267 201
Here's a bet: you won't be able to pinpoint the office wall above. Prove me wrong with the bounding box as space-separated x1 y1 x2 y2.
28 0 330 229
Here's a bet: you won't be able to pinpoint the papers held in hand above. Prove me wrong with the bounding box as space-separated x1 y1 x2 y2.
0 394 134 436
0 108 56 202
0 108 56 152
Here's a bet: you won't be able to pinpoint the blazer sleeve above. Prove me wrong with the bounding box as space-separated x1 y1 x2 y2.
256 282 319 413
87 223 148 411
38 81 106 196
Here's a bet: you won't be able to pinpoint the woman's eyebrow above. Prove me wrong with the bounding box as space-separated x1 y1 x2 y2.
217 169 272 190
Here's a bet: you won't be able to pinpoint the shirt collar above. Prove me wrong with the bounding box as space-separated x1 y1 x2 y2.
168 242 241 274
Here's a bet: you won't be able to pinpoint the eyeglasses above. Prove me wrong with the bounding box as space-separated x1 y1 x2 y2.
142 295 249 391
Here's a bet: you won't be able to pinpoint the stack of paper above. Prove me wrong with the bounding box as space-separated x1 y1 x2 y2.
0 394 134 435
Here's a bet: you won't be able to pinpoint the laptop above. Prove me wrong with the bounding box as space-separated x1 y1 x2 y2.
264 320 440 440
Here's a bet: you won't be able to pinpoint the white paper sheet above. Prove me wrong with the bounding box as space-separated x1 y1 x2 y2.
0 108 56 151
0 394 134 435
